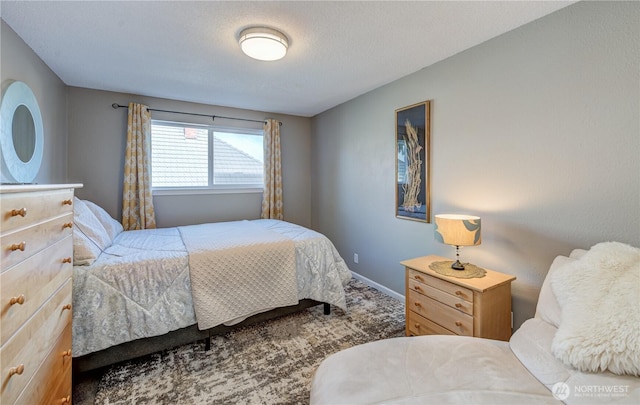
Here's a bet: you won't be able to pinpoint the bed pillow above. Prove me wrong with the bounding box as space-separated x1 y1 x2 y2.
535 255 575 328
550 241 640 376
83 199 124 241
73 228 102 266
72 197 112 265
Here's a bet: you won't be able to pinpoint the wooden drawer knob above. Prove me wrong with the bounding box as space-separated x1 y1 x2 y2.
60 395 71 404
62 304 72 311
455 321 462 327
10 241 26 252
455 291 463 296
62 349 72 358
414 302 421 307
455 303 463 308
9 295 25 305
10 207 27 217
414 323 420 329
62 199 73 206
413 274 424 282
62 222 73 229
62 257 72 264
413 285 422 292
8 364 24 377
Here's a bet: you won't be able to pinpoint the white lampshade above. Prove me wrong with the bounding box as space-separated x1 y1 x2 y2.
434 214 481 247
239 27 288 61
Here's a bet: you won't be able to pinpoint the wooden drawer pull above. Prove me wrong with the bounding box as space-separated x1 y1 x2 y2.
8 364 24 377
9 295 25 305
62 257 72 264
10 207 27 217
455 321 462 327
455 290 463 296
10 241 26 252
62 222 73 229
414 302 421 307
413 285 423 292
62 199 73 205
60 396 71 404
62 349 72 358
62 303 72 311
413 274 424 282
414 323 420 329
455 303 463 308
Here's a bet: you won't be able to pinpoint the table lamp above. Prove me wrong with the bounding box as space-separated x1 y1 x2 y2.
434 214 481 270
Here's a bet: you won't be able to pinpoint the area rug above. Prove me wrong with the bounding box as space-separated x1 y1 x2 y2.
93 279 405 404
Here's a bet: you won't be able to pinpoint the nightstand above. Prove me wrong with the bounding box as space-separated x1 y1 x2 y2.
401 255 516 341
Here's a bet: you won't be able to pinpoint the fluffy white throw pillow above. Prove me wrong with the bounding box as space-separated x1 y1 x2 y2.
550 241 640 376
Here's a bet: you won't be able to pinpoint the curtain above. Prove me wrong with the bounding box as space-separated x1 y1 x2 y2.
122 102 156 230
261 119 284 220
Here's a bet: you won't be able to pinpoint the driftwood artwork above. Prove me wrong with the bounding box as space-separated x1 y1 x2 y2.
401 119 423 212
395 101 430 222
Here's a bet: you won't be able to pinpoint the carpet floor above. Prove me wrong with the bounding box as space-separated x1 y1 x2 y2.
73 279 405 404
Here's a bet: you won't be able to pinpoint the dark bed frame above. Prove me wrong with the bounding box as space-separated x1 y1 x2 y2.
73 299 330 374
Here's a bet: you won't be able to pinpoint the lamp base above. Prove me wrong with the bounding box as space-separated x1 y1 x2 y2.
451 260 465 270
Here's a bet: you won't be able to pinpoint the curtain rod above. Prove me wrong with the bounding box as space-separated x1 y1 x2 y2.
111 103 282 126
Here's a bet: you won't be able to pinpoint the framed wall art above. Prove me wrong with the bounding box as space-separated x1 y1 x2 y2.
395 100 431 222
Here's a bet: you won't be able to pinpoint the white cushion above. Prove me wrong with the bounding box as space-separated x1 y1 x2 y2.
510 318 570 386
73 229 102 266
535 255 575 328
550 241 640 376
73 197 112 265
83 199 123 241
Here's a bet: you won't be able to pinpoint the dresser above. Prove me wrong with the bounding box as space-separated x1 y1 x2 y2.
1 184 81 405
402 255 516 341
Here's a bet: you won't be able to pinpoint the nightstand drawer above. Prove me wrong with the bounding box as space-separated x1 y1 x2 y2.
408 311 456 336
408 278 473 315
408 290 473 336
408 269 472 302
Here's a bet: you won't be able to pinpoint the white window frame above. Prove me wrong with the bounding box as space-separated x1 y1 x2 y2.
150 120 265 195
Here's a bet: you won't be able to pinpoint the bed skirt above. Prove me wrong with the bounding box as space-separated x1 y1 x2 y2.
73 299 327 373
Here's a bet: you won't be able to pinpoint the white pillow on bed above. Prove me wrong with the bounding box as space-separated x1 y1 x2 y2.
83 199 123 241
73 229 102 266
73 197 112 265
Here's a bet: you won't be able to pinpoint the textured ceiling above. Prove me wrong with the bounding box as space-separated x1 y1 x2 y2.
1 1 575 117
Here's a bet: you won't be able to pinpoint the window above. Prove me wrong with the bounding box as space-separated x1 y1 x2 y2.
151 120 264 192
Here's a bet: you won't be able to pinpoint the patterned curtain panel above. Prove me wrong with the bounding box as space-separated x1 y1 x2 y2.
122 102 157 230
261 119 284 220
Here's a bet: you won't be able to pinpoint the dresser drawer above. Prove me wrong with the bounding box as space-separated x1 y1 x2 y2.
0 281 72 405
408 269 473 302
1 189 74 235
14 325 72 405
1 237 73 345
408 278 473 316
0 214 73 271
408 290 473 336
408 311 456 336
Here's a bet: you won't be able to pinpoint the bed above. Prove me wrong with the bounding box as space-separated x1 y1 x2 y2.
71 198 351 372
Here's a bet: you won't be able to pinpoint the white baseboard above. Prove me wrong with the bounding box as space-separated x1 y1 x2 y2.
351 271 405 303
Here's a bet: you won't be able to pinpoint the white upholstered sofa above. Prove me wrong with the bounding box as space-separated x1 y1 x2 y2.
311 242 640 404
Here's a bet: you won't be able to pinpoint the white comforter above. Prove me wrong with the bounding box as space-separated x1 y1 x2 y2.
72 219 351 357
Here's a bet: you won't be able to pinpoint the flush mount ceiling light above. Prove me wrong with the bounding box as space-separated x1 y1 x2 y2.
239 27 288 61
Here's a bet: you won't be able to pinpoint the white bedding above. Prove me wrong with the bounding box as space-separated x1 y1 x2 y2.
72 219 351 357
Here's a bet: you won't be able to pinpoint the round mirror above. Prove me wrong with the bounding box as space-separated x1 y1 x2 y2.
12 105 36 163
0 81 44 183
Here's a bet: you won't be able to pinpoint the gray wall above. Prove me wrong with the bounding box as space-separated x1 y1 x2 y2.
1 20 68 183
311 1 640 329
67 87 312 228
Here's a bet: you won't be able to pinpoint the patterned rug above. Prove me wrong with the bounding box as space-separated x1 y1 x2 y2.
93 279 405 404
